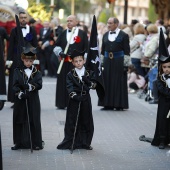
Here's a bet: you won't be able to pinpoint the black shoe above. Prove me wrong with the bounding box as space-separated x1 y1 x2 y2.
57 107 66 110
100 106 113 110
11 144 20 150
33 146 40 150
159 143 165 149
82 145 93 150
10 104 14 108
115 107 123 111
149 99 158 104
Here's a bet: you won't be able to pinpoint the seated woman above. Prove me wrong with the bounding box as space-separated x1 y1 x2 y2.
127 64 146 93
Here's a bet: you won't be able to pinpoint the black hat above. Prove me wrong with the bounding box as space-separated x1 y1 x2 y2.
21 43 37 60
158 28 170 63
70 49 85 59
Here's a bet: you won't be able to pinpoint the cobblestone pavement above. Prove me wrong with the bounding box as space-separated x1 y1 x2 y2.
1 77 170 170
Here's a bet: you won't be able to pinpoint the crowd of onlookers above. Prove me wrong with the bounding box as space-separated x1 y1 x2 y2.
1 16 170 104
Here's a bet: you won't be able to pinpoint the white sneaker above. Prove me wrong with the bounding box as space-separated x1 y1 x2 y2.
129 89 136 94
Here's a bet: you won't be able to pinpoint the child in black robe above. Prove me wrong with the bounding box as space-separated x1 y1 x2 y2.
57 49 97 150
11 43 43 150
151 59 170 149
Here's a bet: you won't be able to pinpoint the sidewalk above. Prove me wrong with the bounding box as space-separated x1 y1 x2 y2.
0 77 170 170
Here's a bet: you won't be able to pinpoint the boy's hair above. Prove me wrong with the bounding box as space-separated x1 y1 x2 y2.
21 53 36 60
158 63 169 76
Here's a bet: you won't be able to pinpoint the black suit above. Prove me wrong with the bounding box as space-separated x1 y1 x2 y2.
99 30 130 109
55 28 88 108
7 26 38 102
0 27 9 50
38 27 52 76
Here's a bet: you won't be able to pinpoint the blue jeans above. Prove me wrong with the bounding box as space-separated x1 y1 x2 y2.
131 58 145 77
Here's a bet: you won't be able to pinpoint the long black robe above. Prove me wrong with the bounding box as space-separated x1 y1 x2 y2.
139 76 170 147
57 69 95 149
55 28 88 108
151 76 170 146
7 26 38 103
99 30 130 109
13 66 43 149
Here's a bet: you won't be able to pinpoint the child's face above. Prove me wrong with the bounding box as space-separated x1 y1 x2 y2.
162 62 170 75
22 58 34 68
72 56 85 69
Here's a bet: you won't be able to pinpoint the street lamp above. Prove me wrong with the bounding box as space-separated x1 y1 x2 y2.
124 0 128 24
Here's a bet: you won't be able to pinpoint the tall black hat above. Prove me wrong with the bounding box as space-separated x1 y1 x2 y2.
158 28 170 63
70 49 85 59
21 43 37 60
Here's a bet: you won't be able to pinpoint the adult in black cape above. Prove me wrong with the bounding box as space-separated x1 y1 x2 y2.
98 17 130 110
139 28 170 149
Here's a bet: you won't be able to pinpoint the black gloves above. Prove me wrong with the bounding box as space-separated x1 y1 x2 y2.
21 93 29 99
73 95 87 102
82 76 91 86
59 52 67 58
22 84 29 90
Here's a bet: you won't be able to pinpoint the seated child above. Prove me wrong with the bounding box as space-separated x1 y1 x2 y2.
127 64 146 93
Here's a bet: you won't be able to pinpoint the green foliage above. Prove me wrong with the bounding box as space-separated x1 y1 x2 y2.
98 9 111 23
148 0 158 23
27 3 51 21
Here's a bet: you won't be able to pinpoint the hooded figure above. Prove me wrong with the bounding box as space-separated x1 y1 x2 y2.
151 28 170 149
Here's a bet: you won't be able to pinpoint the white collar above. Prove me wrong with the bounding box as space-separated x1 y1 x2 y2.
108 28 120 42
22 24 30 37
66 27 79 44
24 65 34 79
75 66 85 80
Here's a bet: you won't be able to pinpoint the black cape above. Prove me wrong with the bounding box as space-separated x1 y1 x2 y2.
57 69 95 149
13 66 43 149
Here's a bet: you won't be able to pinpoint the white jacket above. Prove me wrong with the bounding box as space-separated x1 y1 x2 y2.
144 33 159 58
130 34 146 59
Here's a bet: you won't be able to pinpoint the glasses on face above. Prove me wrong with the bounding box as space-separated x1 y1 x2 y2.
20 17 27 19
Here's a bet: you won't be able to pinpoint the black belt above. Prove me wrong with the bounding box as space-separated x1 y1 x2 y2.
104 51 124 59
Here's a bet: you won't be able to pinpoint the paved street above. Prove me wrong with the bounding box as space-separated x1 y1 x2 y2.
1 76 170 170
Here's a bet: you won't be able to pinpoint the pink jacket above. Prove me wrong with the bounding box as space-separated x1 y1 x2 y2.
128 72 145 88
